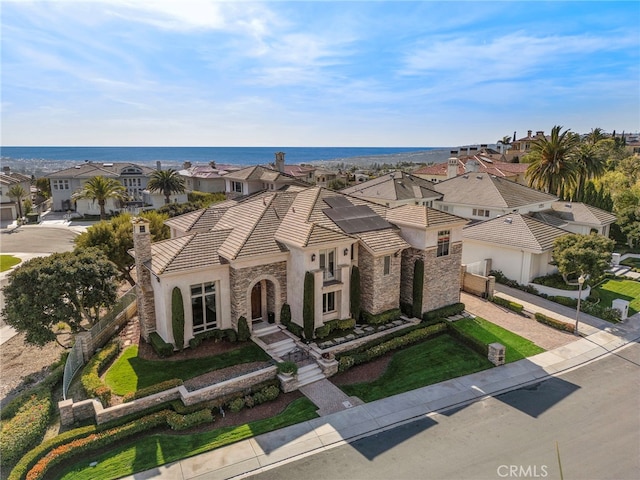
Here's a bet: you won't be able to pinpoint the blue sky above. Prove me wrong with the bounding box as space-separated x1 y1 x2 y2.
2 1 639 147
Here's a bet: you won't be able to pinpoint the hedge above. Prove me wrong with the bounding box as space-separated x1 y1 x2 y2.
149 331 174 358
315 318 356 339
303 271 315 340
446 322 488 356
422 302 465 322
166 409 214 431
188 328 225 348
337 323 447 372
350 265 361 321
535 313 575 333
80 341 120 406
491 296 524 314
361 308 401 325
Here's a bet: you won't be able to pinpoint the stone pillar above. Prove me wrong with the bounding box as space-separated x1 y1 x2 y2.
59 399 75 426
487 275 496 300
488 342 505 366
132 218 157 341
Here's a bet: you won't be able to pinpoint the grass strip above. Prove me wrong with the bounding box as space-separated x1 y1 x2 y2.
342 334 493 402
594 278 640 316
105 344 270 395
58 398 318 480
0 254 21 272
452 317 544 363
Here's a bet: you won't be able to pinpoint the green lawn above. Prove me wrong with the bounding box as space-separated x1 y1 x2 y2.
341 334 493 402
452 317 545 363
620 257 640 269
105 344 271 395
58 398 318 480
0 254 21 272
594 278 640 316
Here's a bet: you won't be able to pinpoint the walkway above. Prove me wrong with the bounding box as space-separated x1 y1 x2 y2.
461 292 576 350
299 379 364 416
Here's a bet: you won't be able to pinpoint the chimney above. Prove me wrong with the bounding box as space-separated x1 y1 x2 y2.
447 157 459 179
156 161 162 171
183 161 192 169
465 159 479 173
132 217 157 342
536 131 544 137
2 166 10 174
527 130 532 138
209 161 216 169
275 152 285 173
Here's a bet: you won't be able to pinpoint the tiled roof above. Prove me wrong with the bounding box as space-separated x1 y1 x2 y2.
356 228 410 254
164 206 229 233
463 213 568 252
386 205 468 228
47 162 154 178
274 187 321 247
547 202 617 226
341 170 440 202
413 158 528 178
433 172 557 208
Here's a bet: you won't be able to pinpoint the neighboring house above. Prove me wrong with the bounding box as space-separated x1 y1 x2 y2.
462 213 569 284
0 168 31 221
413 153 528 185
313 168 339 187
179 162 242 194
341 170 442 208
222 163 308 198
131 186 467 349
47 162 156 214
283 164 316 184
431 172 558 221
504 130 548 162
531 201 617 237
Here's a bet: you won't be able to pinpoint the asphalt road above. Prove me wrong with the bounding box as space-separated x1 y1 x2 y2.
249 343 640 480
0 225 78 254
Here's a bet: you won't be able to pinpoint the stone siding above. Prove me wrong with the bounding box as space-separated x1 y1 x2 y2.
133 221 156 340
230 262 287 325
359 249 401 315
423 242 462 312
400 248 423 308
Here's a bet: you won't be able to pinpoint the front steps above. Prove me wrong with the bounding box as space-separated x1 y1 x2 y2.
295 363 325 388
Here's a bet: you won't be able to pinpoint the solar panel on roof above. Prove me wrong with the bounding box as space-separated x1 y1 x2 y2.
323 204 392 234
324 196 354 208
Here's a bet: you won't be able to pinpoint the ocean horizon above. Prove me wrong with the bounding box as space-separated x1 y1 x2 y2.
0 146 453 174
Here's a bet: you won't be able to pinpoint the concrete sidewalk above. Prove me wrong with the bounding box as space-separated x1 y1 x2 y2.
125 310 640 480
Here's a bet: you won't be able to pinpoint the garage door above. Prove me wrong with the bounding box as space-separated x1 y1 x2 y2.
0 206 15 220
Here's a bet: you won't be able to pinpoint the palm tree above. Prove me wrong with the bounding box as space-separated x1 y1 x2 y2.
585 127 606 145
73 176 127 220
573 143 607 201
147 169 186 205
8 184 27 219
525 125 580 197
496 135 512 154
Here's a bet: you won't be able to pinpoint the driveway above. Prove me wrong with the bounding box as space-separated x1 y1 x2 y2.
461 292 576 350
0 225 79 254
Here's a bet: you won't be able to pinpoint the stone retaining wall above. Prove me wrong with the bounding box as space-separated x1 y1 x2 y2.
59 366 278 426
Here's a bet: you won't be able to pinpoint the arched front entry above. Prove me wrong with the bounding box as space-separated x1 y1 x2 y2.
246 275 281 329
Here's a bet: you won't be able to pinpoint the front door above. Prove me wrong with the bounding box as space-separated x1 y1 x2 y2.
251 283 262 321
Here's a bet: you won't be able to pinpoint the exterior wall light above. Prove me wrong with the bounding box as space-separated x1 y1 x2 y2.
344 248 349 256
311 254 316 261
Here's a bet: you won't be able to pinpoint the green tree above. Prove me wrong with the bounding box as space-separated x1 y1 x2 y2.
526 125 580 196
327 179 348 191
73 176 127 220
35 177 52 198
573 143 606 201
237 316 250 342
551 233 615 283
614 187 640 248
1 249 118 346
584 127 606 145
74 211 169 285
147 169 186 205
8 184 27 219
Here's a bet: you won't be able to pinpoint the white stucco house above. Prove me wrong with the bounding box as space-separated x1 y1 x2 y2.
131 185 468 349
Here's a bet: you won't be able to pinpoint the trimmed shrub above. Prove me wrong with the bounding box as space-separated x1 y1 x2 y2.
303 271 315 340
412 258 424 318
285 321 304 337
491 296 524 314
224 329 237 342
281 303 292 327
261 385 280 401
535 313 575 333
547 295 578 308
237 316 250 342
81 342 119 405
166 409 213 430
150 332 174 357
171 287 185 350
446 322 488 356
422 302 465 322
122 379 184 403
350 265 361 321
228 397 245 413
361 308 401 325
532 272 579 290
277 361 298 375
315 323 331 339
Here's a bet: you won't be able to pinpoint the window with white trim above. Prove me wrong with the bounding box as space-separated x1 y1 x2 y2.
323 292 336 313
319 248 335 281
190 282 217 333
231 181 242 193
437 230 450 257
472 208 490 218
53 179 69 190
